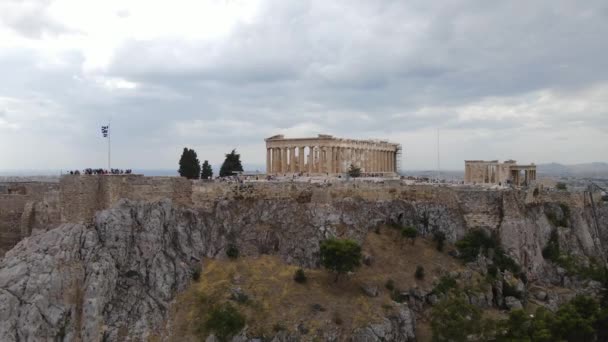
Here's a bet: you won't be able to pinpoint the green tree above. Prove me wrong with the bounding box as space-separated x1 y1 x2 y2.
431 296 484 342
203 303 246 342
433 231 446 251
219 149 244 177
347 164 361 178
178 147 201 179
553 295 601 342
201 160 213 179
319 238 362 282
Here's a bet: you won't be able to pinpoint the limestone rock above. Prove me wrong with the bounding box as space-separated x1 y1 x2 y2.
352 304 416 342
505 296 523 310
361 283 379 297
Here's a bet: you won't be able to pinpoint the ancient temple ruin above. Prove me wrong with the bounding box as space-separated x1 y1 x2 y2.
265 134 401 175
464 160 537 186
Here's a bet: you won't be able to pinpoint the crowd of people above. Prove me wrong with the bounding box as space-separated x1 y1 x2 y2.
68 168 133 175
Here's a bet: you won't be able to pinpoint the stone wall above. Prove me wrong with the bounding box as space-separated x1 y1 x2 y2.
59 175 192 223
0 182 60 255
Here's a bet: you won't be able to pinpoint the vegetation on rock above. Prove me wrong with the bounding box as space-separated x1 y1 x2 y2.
202 303 246 342
401 226 418 245
219 149 244 177
347 164 361 178
226 244 239 259
201 160 213 179
415 265 425 280
293 268 307 283
320 238 362 282
433 231 446 252
455 229 520 274
178 147 201 179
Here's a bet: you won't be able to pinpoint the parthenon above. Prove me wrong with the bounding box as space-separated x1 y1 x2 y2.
464 160 537 186
265 134 401 175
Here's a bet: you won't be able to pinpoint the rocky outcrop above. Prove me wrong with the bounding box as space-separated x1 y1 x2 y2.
0 187 606 341
351 304 416 342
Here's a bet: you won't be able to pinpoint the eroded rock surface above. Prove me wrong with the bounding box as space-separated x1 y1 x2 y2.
0 188 606 341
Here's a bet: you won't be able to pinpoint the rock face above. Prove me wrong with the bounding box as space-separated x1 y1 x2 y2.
0 187 606 341
352 304 416 342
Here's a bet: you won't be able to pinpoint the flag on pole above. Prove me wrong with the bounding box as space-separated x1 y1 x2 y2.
101 126 109 138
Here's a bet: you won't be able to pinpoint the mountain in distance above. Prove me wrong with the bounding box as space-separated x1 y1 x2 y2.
537 162 608 177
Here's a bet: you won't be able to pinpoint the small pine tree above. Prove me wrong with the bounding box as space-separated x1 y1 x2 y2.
201 160 213 179
178 147 201 179
219 149 244 177
320 238 362 282
433 231 446 252
347 164 361 178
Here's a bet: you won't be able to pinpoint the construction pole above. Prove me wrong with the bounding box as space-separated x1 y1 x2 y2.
437 128 440 181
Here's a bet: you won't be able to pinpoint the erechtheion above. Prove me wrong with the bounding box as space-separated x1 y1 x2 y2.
464 160 537 186
265 134 401 175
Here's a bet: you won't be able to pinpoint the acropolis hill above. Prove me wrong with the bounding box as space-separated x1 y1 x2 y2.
0 174 606 341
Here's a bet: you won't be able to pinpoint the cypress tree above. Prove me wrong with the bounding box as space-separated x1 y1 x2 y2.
219 149 244 177
178 147 201 179
201 160 213 180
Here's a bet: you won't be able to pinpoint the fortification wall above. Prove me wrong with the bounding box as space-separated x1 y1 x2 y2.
0 182 60 255
59 175 192 223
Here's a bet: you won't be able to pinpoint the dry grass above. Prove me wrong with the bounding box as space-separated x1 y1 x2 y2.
167 226 465 341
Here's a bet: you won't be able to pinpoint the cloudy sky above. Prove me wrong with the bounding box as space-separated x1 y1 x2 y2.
1 0 607 172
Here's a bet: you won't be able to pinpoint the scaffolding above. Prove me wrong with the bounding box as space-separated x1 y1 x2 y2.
395 144 403 175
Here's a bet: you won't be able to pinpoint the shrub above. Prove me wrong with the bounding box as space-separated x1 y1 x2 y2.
503 281 523 300
385 279 395 291
542 229 560 262
191 263 202 282
433 231 446 251
431 296 484 342
203 304 246 342
319 238 362 282
272 323 286 332
415 265 425 280
347 164 361 178
401 226 418 244
226 244 239 259
294 268 307 284
456 229 521 274
433 275 457 294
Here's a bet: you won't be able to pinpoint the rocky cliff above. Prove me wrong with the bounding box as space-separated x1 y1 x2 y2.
0 186 606 341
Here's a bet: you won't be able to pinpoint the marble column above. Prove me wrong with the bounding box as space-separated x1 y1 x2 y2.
281 147 287 174
308 146 314 173
266 148 271 174
326 146 333 174
298 147 305 173
290 147 296 173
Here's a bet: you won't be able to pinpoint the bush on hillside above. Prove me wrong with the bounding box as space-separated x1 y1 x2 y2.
320 238 362 282
294 268 307 283
433 231 446 251
203 303 246 342
226 245 239 259
455 229 521 274
415 265 425 280
401 226 418 244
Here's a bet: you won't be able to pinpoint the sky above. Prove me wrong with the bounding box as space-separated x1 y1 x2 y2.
0 0 607 172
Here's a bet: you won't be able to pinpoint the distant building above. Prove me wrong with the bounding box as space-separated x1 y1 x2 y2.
464 160 536 186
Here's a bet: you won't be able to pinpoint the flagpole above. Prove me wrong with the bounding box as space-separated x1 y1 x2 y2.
108 118 111 171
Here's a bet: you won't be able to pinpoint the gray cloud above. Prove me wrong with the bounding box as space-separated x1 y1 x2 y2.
0 0 607 170
0 0 72 38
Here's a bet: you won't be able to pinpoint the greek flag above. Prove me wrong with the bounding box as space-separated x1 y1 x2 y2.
101 126 109 138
